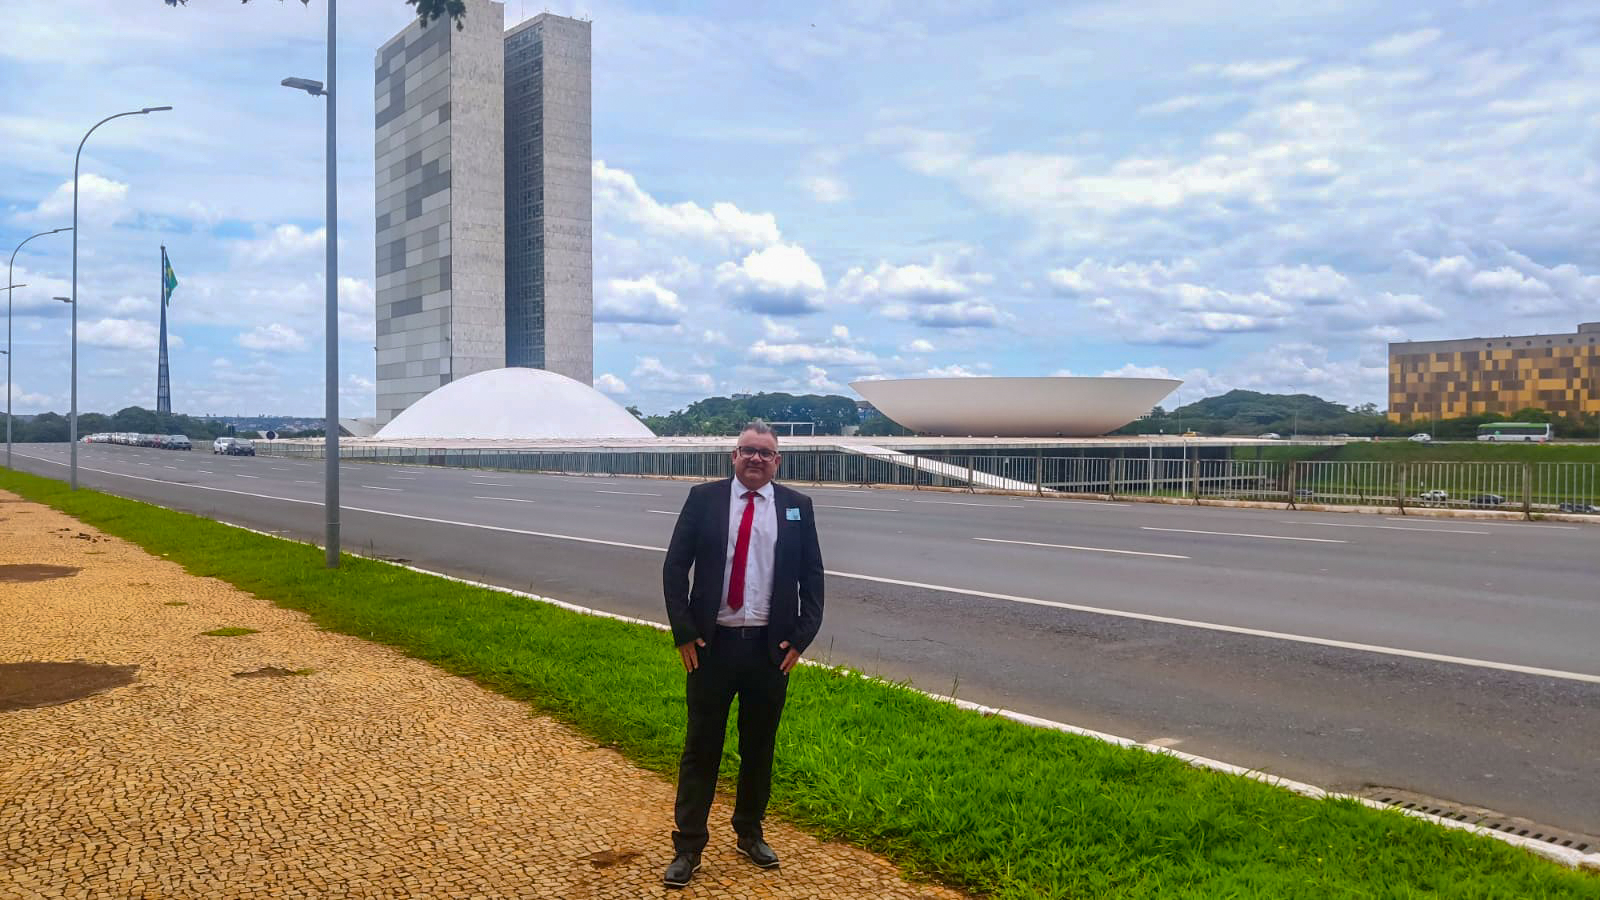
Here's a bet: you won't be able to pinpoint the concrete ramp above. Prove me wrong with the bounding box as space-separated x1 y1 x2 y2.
839 444 1039 492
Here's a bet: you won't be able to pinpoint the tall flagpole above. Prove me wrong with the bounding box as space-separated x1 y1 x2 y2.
157 246 171 415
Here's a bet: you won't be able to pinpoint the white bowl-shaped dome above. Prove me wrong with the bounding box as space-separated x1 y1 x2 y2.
376 368 656 440
850 376 1181 437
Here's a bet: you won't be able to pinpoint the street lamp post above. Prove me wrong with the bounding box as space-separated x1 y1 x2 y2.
282 0 340 567
70 107 171 490
8 227 72 469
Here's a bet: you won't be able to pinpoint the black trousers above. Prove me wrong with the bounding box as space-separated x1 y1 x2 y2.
672 625 789 854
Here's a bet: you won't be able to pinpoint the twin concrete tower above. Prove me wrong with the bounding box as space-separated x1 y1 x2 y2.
374 0 592 425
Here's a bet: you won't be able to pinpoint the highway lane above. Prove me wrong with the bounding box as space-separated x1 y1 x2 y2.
9 443 1600 839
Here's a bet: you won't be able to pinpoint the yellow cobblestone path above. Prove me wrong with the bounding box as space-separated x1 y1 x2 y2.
0 492 965 899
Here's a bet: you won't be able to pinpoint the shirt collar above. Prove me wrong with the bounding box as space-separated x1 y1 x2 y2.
736 480 775 503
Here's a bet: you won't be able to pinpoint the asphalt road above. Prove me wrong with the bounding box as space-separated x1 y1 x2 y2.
10 443 1600 839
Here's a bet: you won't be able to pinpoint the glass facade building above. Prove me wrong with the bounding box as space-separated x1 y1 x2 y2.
504 13 592 384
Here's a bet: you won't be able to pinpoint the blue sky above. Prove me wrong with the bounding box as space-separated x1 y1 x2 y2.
4 0 1599 418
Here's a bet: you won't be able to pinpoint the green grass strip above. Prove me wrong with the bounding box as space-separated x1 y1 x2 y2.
4 467 1596 899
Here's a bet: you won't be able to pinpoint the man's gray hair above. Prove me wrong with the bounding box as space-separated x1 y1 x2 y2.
740 419 777 441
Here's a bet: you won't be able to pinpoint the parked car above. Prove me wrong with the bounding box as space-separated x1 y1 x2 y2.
229 439 256 457
167 434 192 451
1292 488 1316 500
1409 433 1433 443
213 437 236 454
1467 493 1505 508
1258 432 1282 440
1419 489 1449 504
1558 502 1599 515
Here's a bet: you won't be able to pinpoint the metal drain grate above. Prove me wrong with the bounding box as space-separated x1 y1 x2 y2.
1360 788 1594 853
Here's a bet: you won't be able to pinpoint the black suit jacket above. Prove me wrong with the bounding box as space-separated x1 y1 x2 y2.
663 478 825 664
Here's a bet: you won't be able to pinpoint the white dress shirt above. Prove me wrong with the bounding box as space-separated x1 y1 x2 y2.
718 480 777 626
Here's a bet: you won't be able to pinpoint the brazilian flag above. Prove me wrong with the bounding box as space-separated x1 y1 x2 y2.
162 248 178 306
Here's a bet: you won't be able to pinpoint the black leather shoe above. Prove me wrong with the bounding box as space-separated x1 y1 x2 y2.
662 852 701 888
736 836 780 869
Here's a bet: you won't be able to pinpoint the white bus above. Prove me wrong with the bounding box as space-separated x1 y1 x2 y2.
1476 422 1553 443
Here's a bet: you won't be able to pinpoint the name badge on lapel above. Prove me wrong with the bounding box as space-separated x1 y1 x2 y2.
785 507 802 521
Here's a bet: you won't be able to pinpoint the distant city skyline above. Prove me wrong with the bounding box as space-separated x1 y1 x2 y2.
3 1 1599 419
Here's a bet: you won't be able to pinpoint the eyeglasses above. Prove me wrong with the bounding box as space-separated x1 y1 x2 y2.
735 446 778 461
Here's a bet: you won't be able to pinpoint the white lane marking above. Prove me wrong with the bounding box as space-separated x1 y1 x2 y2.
294 480 317 484
163 466 177 470
976 537 1190 560
137 463 151 467
833 571 1600 684
647 509 677 515
911 499 1025 509
271 467 290 471
1283 521 1490 535
198 470 214 474
388 476 416 480
818 504 900 512
362 485 402 492
1443 520 1577 531
474 496 536 503
235 474 260 479
595 490 662 496
1142 526 1344 544
18 451 1600 684
471 481 511 487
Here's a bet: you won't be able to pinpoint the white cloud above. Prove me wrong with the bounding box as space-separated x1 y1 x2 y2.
903 338 936 353
79 318 166 351
595 373 629 395
237 323 307 351
7 381 52 409
631 356 715 393
1191 57 1305 81
597 275 687 325
837 259 972 305
233 224 324 264
923 364 984 378
1051 259 1290 345
883 298 1004 328
830 324 852 341
803 365 840 390
746 340 878 366
1139 93 1240 116
1264 264 1352 304
1368 28 1442 58
715 243 827 315
594 160 781 250
16 173 128 225
762 317 801 341
338 277 376 342
800 175 849 204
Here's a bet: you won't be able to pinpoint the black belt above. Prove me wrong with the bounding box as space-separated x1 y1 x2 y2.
715 624 768 640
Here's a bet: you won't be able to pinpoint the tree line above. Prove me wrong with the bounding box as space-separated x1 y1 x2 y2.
3 407 237 443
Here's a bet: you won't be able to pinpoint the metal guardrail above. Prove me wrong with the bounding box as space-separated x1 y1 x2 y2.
255 442 1600 519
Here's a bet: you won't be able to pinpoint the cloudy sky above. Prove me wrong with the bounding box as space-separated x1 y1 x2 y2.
4 0 1599 418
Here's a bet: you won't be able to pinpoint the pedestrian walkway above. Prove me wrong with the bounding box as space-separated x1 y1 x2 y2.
0 491 962 899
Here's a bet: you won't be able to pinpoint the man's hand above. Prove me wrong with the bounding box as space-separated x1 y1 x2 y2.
678 637 706 672
778 640 801 675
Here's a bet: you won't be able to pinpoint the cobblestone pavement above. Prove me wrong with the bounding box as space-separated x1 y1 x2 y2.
0 492 964 899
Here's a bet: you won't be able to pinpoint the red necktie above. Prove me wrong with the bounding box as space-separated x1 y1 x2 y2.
726 491 757 611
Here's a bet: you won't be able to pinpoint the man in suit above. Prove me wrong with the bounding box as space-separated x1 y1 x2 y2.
661 420 826 888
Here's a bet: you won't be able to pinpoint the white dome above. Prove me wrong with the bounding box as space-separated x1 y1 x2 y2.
850 376 1181 437
376 368 656 440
